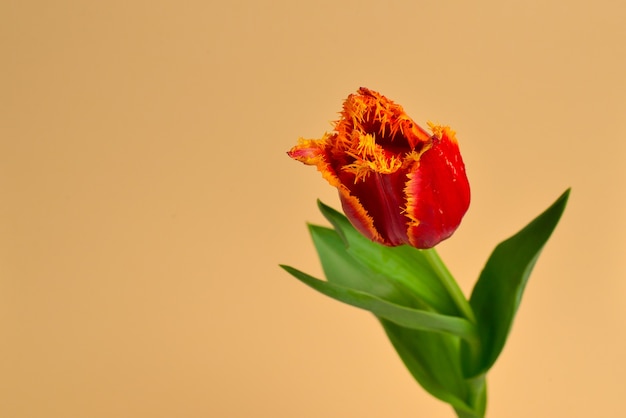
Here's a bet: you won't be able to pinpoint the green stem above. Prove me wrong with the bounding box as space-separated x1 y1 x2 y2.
454 408 482 418
422 248 476 323
454 375 487 418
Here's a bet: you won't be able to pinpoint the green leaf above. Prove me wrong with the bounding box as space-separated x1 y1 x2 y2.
382 321 484 415
316 200 462 317
281 263 485 415
282 201 491 416
280 265 478 342
308 224 412 306
462 189 570 377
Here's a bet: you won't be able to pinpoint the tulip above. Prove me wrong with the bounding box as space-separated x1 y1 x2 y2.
288 87 470 249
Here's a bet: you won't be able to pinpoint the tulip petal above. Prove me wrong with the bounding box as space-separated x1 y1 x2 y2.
341 171 411 246
288 135 384 243
337 185 384 243
405 125 471 249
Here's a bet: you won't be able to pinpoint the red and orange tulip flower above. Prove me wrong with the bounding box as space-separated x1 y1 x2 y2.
288 87 471 249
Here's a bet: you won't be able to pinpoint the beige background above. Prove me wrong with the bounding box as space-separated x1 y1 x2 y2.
2 1 625 417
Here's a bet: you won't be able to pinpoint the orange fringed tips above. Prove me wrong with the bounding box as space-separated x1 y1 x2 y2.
287 87 470 249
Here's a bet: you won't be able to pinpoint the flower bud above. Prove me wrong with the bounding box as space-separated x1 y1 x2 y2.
288 87 470 249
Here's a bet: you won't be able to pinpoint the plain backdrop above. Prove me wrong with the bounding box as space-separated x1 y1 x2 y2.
2 1 625 417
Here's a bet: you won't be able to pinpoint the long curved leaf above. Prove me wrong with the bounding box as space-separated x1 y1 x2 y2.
462 189 570 377
280 265 478 342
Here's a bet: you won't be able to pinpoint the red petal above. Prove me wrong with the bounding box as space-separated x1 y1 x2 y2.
405 127 470 249
338 187 384 244
342 170 411 246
